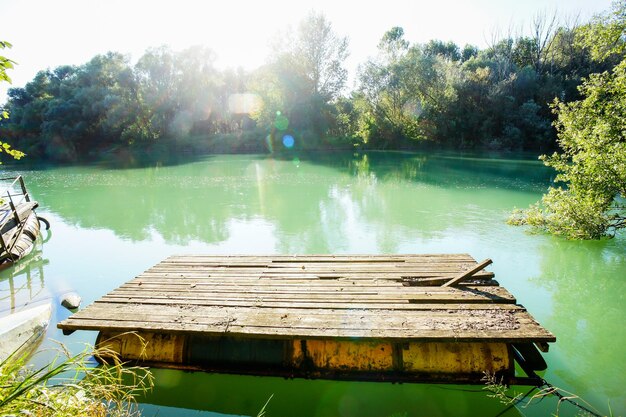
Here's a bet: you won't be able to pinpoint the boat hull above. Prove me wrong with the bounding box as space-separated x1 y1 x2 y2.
0 210 40 267
0 303 52 361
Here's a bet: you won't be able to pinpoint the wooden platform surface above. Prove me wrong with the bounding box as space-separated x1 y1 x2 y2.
58 254 555 343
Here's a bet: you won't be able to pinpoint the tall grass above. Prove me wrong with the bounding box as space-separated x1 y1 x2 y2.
482 372 608 417
0 339 153 417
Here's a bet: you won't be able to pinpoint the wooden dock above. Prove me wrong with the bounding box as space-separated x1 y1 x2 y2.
58 254 555 384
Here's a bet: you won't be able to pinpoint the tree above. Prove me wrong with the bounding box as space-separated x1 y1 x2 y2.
378 27 409 62
252 11 349 142
133 46 220 141
509 2 626 239
355 28 464 147
355 27 421 146
528 10 558 74
0 41 25 161
294 11 349 101
423 40 461 61
461 44 479 62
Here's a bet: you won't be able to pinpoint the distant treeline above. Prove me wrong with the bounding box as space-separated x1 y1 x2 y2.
1 11 623 161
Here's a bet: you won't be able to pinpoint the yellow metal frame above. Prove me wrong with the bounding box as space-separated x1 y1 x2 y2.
97 331 512 383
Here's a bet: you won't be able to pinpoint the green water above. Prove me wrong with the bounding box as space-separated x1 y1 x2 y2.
1 152 624 417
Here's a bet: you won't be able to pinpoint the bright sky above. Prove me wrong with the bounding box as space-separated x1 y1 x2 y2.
0 0 613 103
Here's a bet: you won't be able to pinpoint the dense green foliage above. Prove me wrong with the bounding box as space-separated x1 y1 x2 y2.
509 2 626 239
0 41 24 162
353 15 622 150
0 47 254 160
0 10 623 162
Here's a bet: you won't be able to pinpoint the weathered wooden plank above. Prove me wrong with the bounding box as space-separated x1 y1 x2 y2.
136 271 496 280
156 257 480 269
442 259 493 287
111 283 506 294
157 257 477 264
119 279 496 289
149 259 486 267
107 288 508 303
166 254 476 261
96 297 517 311
90 313 546 335
68 310 524 335
59 317 555 343
402 277 496 286
149 263 483 271
118 281 497 291
123 280 407 287
104 285 515 303
100 295 513 307
94 300 524 311
70 305 543 341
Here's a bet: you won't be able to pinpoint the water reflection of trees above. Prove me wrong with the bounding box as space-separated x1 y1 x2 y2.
309 151 552 191
23 153 553 252
139 368 521 417
531 238 626 407
0 244 49 313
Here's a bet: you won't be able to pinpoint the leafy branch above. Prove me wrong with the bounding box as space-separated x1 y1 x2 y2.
0 40 25 162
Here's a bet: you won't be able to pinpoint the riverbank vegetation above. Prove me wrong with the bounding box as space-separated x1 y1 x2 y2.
0 8 623 162
0 343 153 416
509 3 626 239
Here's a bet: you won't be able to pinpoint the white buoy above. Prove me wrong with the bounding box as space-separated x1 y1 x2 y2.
61 292 82 310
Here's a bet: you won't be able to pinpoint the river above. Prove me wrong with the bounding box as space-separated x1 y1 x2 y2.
1 151 624 416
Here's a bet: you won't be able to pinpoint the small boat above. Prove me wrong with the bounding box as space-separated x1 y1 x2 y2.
0 176 47 269
0 302 52 361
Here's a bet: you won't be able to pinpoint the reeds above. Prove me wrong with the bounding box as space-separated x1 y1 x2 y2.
0 338 153 417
